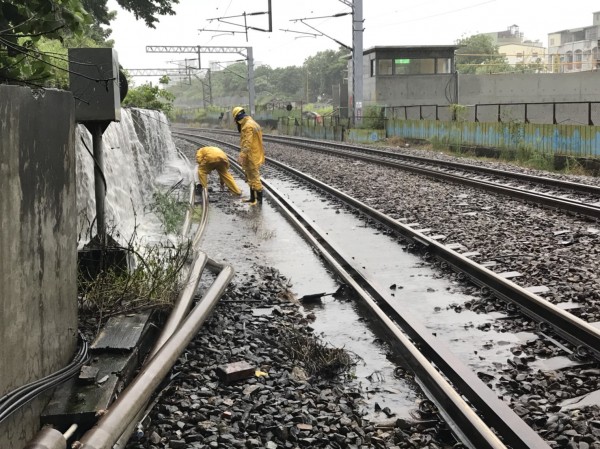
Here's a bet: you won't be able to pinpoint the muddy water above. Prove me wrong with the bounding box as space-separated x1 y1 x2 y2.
197 169 534 419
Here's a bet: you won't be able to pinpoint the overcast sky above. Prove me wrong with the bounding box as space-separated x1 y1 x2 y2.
107 0 600 85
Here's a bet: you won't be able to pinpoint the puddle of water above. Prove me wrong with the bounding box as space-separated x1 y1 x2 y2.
197 180 418 419
267 178 526 374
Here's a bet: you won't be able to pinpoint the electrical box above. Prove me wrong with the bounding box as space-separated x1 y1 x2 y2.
68 48 121 123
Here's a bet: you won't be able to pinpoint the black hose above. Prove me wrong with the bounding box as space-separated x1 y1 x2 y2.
0 334 89 424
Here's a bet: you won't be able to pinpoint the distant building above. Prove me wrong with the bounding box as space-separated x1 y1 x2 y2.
547 11 600 72
499 42 546 68
350 45 458 107
483 25 546 70
483 24 524 45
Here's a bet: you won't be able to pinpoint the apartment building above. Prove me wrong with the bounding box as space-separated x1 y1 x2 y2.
548 11 600 72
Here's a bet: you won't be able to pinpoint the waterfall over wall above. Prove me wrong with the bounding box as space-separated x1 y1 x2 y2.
76 108 191 246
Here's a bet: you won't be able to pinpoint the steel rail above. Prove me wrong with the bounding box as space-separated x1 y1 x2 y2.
259 135 600 220
172 131 600 354
256 132 600 196
254 167 549 449
175 129 600 218
177 127 600 214
174 125 600 360
171 130 549 449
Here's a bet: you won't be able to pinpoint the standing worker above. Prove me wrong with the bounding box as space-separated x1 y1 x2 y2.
232 106 265 205
195 146 242 197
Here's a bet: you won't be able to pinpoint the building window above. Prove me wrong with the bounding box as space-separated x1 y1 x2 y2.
532 52 539 58
575 49 583 70
378 59 393 75
394 58 411 74
436 58 452 73
371 59 377 76
550 38 555 45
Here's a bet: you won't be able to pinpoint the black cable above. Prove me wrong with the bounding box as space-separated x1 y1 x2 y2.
0 334 89 424
80 136 108 193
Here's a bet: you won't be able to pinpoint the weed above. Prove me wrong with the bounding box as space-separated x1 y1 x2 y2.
79 238 192 331
148 182 189 234
277 326 355 378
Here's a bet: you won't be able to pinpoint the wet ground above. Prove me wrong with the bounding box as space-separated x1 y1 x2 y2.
188 155 538 421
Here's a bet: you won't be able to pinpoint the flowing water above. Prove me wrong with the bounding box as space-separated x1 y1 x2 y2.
76 108 190 247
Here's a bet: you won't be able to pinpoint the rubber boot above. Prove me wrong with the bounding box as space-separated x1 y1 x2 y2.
256 190 263 204
244 189 256 204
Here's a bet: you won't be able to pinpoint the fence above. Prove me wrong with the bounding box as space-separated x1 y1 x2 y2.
386 101 600 126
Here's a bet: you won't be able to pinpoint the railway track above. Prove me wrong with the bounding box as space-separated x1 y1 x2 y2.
173 129 600 361
178 127 600 220
170 129 592 448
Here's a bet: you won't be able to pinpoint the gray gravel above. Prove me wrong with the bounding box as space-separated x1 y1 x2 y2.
196 131 600 449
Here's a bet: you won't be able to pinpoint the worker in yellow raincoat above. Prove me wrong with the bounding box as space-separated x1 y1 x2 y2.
195 146 242 196
232 106 265 205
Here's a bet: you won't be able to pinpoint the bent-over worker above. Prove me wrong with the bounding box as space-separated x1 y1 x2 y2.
232 106 265 205
195 146 241 196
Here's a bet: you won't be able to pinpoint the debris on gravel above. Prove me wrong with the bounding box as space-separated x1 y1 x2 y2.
125 266 453 449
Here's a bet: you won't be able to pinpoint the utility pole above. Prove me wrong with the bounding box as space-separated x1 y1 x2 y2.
146 46 255 114
352 0 364 123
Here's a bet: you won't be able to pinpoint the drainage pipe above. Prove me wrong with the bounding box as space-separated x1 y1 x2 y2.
75 263 234 449
147 251 208 360
23 425 77 449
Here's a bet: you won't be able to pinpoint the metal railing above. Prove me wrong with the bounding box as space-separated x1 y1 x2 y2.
386 101 600 125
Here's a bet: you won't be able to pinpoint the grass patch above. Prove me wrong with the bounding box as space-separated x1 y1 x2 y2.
278 326 355 378
78 240 192 331
148 182 189 234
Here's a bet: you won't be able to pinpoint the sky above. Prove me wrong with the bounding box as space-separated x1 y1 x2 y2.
107 0 600 85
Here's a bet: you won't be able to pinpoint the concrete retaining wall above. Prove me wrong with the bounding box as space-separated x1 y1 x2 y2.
0 85 77 448
372 72 600 125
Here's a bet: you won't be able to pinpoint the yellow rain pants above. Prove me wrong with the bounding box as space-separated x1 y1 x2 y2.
238 116 265 192
196 146 241 195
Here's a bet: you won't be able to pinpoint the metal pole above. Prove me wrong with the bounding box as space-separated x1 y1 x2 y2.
246 47 256 115
76 264 234 449
352 0 364 124
23 427 66 449
91 123 106 242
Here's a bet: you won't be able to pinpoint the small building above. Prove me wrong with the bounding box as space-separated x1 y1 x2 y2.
498 41 546 68
547 11 600 72
353 45 459 108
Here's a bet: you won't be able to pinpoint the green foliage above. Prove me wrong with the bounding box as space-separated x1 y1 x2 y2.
0 0 179 86
303 48 348 102
455 34 511 74
0 0 92 84
123 81 175 115
148 188 188 235
79 240 192 326
449 103 468 121
166 47 349 109
360 105 385 129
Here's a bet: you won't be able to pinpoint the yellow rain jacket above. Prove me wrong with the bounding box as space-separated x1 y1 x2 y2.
195 146 241 195
196 146 229 166
238 116 265 192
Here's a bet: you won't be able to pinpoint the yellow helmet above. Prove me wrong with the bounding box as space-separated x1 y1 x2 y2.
232 106 245 120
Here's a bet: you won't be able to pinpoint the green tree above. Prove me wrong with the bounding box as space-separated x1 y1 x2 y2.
123 78 175 115
0 0 179 85
455 34 511 74
303 48 348 101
